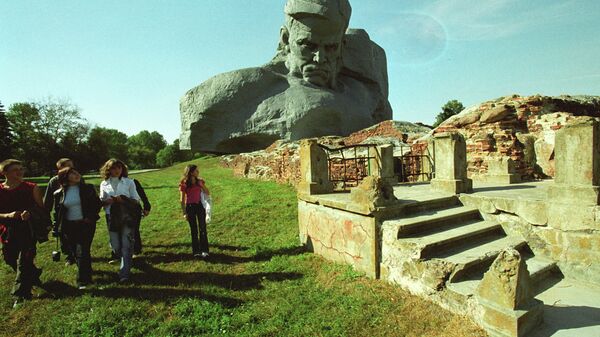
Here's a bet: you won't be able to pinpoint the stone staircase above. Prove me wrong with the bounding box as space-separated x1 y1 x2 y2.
381 195 559 299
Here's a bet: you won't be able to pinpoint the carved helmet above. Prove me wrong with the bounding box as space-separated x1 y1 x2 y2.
284 0 352 32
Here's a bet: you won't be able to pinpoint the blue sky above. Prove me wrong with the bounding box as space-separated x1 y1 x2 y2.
1 0 599 143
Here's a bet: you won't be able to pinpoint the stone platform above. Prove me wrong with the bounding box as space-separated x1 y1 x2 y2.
298 180 600 336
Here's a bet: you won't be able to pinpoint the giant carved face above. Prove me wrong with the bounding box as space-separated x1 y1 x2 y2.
285 16 344 89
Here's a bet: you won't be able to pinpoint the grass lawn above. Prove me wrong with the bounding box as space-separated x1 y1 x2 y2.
0 158 485 337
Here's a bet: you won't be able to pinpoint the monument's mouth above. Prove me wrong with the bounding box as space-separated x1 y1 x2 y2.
303 66 330 85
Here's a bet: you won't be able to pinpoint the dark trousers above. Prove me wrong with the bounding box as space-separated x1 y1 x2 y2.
62 220 96 285
133 217 142 255
59 231 75 261
2 223 37 299
185 203 208 254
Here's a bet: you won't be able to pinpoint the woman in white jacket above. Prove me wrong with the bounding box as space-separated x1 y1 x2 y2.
99 159 140 282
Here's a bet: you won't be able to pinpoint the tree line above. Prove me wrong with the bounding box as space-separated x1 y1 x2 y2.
0 98 192 176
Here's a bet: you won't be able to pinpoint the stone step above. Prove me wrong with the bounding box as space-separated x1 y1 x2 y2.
439 235 528 282
447 255 558 297
409 220 504 259
388 205 481 237
397 196 461 216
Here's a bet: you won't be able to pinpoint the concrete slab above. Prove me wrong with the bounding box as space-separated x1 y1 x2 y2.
532 278 600 337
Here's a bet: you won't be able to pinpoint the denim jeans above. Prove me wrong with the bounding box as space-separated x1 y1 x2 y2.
108 219 134 279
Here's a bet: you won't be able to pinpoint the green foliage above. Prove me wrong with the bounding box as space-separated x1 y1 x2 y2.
127 131 167 169
86 127 129 169
0 158 484 337
432 99 465 128
156 139 193 168
0 101 12 160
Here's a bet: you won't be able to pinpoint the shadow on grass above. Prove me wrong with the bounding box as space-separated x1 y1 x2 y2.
141 245 306 265
133 260 303 291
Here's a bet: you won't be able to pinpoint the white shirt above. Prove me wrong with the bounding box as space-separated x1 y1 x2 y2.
99 177 141 215
64 185 84 221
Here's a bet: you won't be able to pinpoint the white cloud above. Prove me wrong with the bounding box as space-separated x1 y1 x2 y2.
424 0 583 41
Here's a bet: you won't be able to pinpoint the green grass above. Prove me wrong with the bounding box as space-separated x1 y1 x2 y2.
0 158 485 337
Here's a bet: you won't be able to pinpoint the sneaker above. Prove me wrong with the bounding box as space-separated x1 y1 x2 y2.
132 254 139 259
193 253 202 258
119 277 129 283
12 297 27 309
77 285 87 290
108 259 119 264
65 256 76 266
201 252 209 258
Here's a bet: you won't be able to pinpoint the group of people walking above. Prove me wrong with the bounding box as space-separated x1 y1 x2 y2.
0 157 211 308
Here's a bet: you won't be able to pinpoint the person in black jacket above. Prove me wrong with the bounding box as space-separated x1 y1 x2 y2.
52 167 102 289
132 179 150 256
43 158 82 265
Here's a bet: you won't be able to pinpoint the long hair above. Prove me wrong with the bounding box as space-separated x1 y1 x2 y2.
100 158 128 180
180 164 199 188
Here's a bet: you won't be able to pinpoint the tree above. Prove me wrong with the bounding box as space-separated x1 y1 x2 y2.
86 127 129 170
6 99 90 175
156 139 193 168
432 99 465 128
127 130 167 169
0 101 12 160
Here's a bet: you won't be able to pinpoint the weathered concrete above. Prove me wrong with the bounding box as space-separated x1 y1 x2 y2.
476 249 544 337
430 132 473 193
548 117 600 205
298 200 379 278
297 139 333 196
482 157 522 184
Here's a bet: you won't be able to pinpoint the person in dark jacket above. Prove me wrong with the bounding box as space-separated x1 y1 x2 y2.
52 167 102 289
132 179 151 256
44 158 82 265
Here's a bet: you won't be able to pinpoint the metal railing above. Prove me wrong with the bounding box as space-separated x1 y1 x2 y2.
318 143 378 191
396 145 435 183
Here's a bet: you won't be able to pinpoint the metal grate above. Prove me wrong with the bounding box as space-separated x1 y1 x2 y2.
396 145 435 183
318 143 378 191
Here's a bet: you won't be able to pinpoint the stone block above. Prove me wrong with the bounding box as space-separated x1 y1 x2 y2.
368 144 397 185
431 132 472 193
476 249 543 336
430 178 473 194
297 139 333 195
554 117 600 186
350 176 398 212
483 157 522 184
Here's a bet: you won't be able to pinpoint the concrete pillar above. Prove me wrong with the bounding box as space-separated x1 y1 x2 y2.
368 145 397 185
484 157 521 184
430 132 473 194
476 249 543 337
548 117 600 205
297 139 333 195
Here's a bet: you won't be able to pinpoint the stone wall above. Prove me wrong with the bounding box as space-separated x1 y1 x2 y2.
460 192 600 285
298 200 379 278
415 95 600 181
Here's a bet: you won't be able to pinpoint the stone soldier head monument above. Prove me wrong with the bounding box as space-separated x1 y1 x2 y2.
180 0 392 153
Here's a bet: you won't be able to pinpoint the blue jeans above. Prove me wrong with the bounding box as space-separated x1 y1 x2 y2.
108 219 134 280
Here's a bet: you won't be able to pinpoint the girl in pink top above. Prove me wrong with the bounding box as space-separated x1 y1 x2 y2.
179 164 210 258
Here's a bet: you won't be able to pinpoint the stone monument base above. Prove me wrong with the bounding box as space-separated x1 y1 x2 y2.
547 184 600 206
479 299 544 337
430 178 473 194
